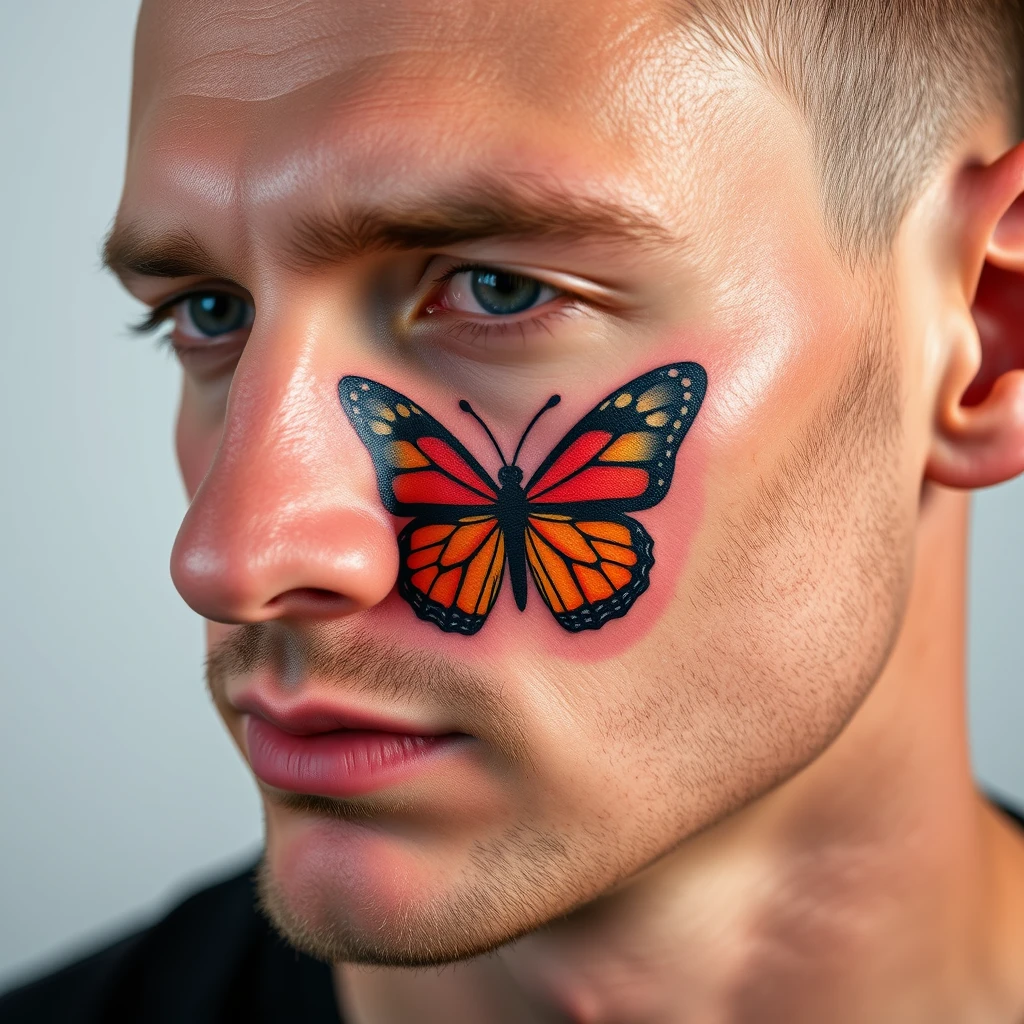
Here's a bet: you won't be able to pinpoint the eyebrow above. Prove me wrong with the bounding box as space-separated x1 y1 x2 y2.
103 174 677 280
102 226 221 280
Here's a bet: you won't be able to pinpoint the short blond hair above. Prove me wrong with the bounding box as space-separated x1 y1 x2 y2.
676 1 1024 258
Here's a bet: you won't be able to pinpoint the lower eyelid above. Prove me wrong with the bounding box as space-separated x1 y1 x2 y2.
443 304 577 341
432 297 569 328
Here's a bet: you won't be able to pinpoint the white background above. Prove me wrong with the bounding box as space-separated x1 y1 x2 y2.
1 0 1022 990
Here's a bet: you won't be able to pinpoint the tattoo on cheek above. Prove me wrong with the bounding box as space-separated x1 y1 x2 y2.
339 363 707 635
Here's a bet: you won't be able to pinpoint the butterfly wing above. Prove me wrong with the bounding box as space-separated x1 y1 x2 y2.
340 376 507 634
524 513 654 631
523 363 706 514
397 515 506 635
522 362 706 631
340 376 500 517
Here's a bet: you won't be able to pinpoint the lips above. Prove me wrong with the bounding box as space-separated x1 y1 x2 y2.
236 695 465 798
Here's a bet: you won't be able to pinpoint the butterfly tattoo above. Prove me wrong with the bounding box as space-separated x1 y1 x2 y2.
339 364 707 634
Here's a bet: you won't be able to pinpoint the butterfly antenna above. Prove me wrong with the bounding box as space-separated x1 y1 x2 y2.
459 400 508 466
512 394 561 466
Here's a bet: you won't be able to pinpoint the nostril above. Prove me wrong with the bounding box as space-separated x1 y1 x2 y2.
265 587 358 619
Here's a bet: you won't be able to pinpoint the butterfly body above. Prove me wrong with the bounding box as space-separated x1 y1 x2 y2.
340 363 706 634
493 465 530 610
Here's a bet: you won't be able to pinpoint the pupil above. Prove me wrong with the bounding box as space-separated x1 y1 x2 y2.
470 270 541 315
188 293 248 336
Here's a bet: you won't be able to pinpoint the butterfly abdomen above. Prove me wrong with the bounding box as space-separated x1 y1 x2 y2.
496 468 529 611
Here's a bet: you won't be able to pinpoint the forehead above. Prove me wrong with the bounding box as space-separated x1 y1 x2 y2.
134 0 672 108
122 0 801 277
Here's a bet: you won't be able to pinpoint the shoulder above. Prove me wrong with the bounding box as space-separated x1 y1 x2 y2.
0 859 269 1024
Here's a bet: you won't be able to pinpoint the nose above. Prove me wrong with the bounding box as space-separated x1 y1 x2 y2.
170 327 399 624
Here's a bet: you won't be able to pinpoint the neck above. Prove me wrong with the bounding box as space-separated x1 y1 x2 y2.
338 485 1024 1024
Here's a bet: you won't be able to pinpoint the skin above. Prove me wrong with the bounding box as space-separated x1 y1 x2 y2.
107 0 1024 1020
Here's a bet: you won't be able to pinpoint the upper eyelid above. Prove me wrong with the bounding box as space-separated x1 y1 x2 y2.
432 262 559 289
429 261 569 299
427 259 629 310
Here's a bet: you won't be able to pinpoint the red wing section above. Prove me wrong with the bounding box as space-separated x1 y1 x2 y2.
397 516 506 635
524 514 654 631
524 363 706 515
340 377 499 517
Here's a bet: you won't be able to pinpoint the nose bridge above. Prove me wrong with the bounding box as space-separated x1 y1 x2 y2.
219 332 336 502
171 317 399 623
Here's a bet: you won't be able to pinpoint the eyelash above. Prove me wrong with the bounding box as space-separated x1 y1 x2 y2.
130 302 180 336
129 263 573 345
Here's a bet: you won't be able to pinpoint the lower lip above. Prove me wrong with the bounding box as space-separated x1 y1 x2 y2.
245 716 461 798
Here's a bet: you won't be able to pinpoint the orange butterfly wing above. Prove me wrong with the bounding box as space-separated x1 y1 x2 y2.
397 516 506 635
524 514 654 631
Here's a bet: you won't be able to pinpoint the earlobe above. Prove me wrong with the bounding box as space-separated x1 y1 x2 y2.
925 142 1024 490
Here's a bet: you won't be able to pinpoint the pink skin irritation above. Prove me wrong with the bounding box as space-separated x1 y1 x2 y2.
361 341 712 664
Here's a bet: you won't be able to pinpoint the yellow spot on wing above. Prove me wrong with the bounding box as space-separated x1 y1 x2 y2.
613 393 633 408
396 403 411 417
635 385 672 413
370 420 392 435
377 405 397 422
599 431 658 462
644 411 670 428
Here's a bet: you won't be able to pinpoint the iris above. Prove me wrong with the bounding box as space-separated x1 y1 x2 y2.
469 269 542 315
187 293 251 336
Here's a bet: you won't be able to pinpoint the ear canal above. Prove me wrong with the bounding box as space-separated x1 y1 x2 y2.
963 263 1024 407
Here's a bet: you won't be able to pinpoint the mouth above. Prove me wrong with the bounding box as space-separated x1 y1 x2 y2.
236 695 468 798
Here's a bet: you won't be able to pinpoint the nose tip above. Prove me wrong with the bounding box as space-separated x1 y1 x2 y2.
171 494 399 624
170 347 400 626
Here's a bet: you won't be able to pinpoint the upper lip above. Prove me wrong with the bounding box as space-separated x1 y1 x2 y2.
233 692 449 737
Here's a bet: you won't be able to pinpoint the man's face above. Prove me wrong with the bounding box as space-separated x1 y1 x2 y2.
115 0 927 964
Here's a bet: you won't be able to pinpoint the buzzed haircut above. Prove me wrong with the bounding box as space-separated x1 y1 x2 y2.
675 1 1024 259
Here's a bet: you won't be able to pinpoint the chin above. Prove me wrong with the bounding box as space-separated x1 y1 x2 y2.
254 793 614 967
255 815 519 966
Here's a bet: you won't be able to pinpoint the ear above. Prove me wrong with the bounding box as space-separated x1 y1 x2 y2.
926 141 1024 490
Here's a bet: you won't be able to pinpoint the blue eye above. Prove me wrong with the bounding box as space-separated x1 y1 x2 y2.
469 270 544 315
186 293 252 336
